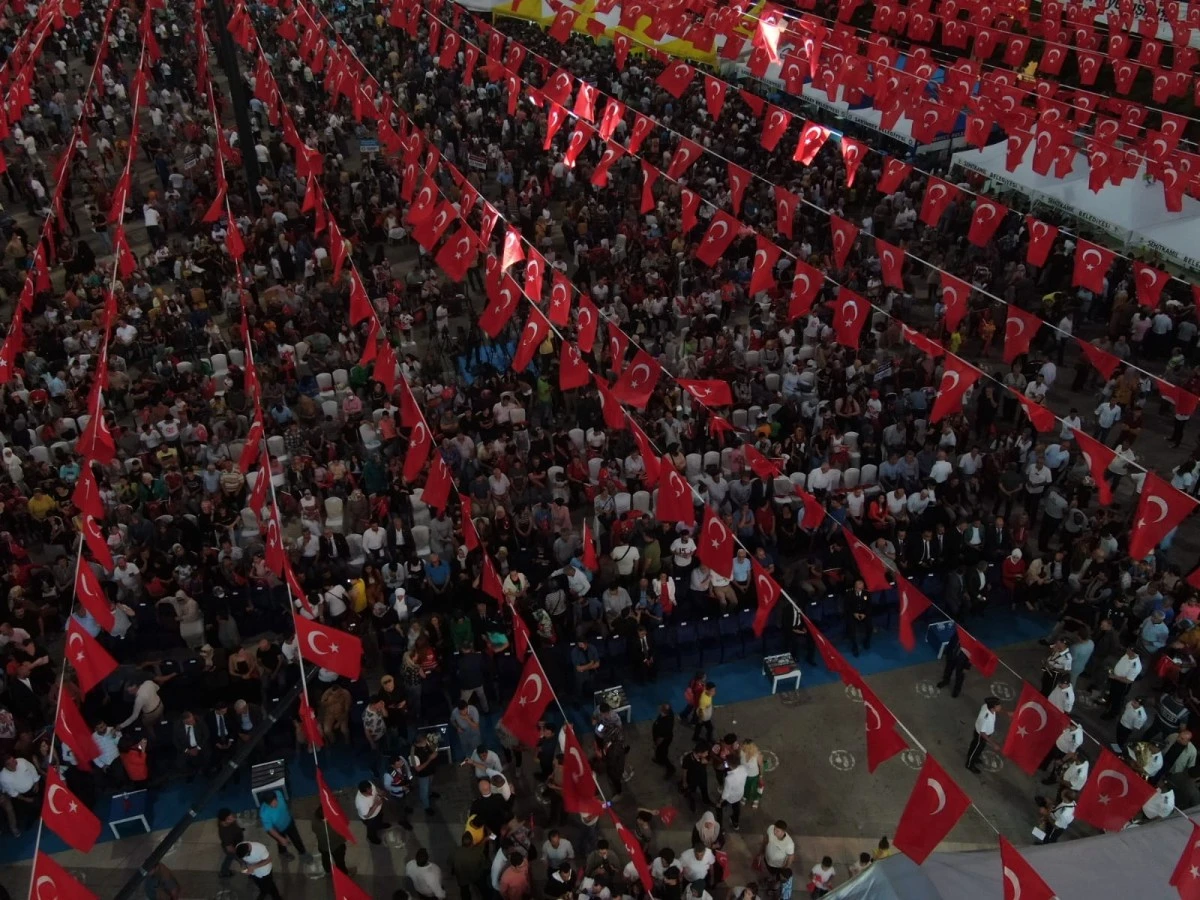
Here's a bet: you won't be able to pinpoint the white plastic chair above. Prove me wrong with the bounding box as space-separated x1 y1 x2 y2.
825 470 843 491
30 446 50 465
324 496 344 533
321 400 340 421
731 409 748 429
295 341 310 361
333 369 350 394
346 533 366 574
228 349 246 368
843 467 861 489
764 373 781 391
790 472 807 490
744 350 761 368
632 490 652 513
720 447 735 473
510 407 527 426
210 354 229 378
412 524 432 558
548 466 569 503
569 428 586 453
587 458 603 483
843 431 860 452
685 454 703 478
266 435 288 464
317 373 336 401
861 464 879 485
703 451 721 470
359 423 381 452
238 508 261 544
614 492 632 516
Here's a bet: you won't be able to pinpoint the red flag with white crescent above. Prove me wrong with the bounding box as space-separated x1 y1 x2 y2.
697 506 734 578
1075 748 1155 831
968 197 1008 246
833 287 869 348
43 766 102 852
847 673 908 773
656 464 695 527
955 625 998 676
893 755 971 864
1003 306 1041 364
1130 472 1198 560
317 769 357 844
999 836 1059 900
678 379 733 407
296 617 363 680
895 573 932 651
1073 239 1115 293
75 563 115 633
499 652 554 746
751 559 782 636
32 850 97 900
66 617 117 694
1001 682 1069 774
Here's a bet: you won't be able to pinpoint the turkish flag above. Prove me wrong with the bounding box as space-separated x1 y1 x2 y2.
594 377 628 431
299 694 323 748
841 137 867 187
844 528 891 591
833 288 869 348
559 341 590 390
1078 340 1121 380
761 106 792 151
795 487 825 530
1133 262 1169 309
1073 429 1117 505
480 554 505 604
850 675 909 772
893 755 971 864
631 423 661 485
500 227 525 272
807 615 852 681
581 519 599 572
743 445 782 480
590 142 624 187
435 226 478 282
561 724 604 815
956 625 998 677
704 76 727 120
32 851 96 900
930 356 981 423
697 506 734 578
750 236 782 295
333 869 372 900
640 161 659 214
296 617 363 680
656 60 695 98
549 271 573 325
877 158 912 194
1001 682 1069 775
1013 391 1055 433
830 215 859 268
611 349 661 409
1003 306 1041 364
57 693 99 770
666 138 702 180
876 238 905 290
66 617 117 694
82 515 114 571
43 767 101 852
75 562 115 633
695 211 739 267
1130 472 1198 560
775 186 798 238
940 274 971 334
316 769 357 844
615 819 655 894
681 189 701 232
1025 217 1059 266
999 836 1058 900
480 273 520 338
1169 822 1200 899
896 573 932 651
789 262 823 319
403 415 433 482
1075 748 1156 831
1073 239 1116 293
77 408 116 465
423 454 453 513
904 327 945 358
919 177 960 227
657 465 695 527
628 114 655 155
239 412 264 473
727 162 751 215
576 295 600 352
751 559 782 637
968 197 1007 246
678 379 732 407
513 307 549 373
71 463 105 521
1158 381 1200 419
794 121 830 165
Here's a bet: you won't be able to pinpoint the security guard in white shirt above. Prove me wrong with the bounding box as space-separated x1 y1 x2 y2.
1052 752 1089 798
1040 720 1084 777
1114 698 1148 751
1141 784 1175 821
1040 639 1073 695
1036 789 1076 843
966 696 1002 774
1105 647 1143 718
1047 676 1074 715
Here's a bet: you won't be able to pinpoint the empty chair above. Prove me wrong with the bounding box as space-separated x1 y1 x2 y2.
324 496 344 533
747 405 763 425
843 431 860 452
861 464 878 486
731 409 748 429
333 369 350 393
720 447 735 474
772 476 794 506
359 423 381 452
685 453 703 478
321 400 340 421
316 372 336 399
718 613 743 659
744 350 761 368
228 349 246 368
698 617 723 664
587 457 603 483
412 524 432 557
569 428 586 453
346 533 366 574
30 446 50 465
411 505 432 529
824 469 842 492
266 435 287 462
228 441 245 465
238 508 261 544
703 450 721 471
764 373 781 391
632 491 652 513
209 354 229 378
614 492 632 517
842 467 861 489
547 466 569 503
295 340 310 361
510 408 527 426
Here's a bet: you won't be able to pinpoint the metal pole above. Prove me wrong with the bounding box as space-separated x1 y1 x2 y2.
211 0 262 214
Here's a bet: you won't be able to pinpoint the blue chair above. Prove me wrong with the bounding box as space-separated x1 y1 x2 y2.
737 608 760 655
676 621 700 668
698 617 723 664
655 624 678 670
718 613 742 659
495 651 521 697
607 636 628 675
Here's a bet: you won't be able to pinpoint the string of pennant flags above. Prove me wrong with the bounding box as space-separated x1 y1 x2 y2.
384 0 1200 533
25 4 166 895
251 2 1200 897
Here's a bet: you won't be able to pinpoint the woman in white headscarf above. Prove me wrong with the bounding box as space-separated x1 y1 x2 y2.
691 810 723 850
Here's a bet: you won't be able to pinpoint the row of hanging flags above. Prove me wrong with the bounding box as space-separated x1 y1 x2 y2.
20 0 1200 892
242 1 1200 897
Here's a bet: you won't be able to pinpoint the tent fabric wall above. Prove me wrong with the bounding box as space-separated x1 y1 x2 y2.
826 811 1197 900
951 141 1200 275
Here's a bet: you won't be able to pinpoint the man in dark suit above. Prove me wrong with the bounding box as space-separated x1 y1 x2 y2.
384 516 410 563
843 579 872 656
173 710 211 779
909 528 940 581
933 523 957 572
232 699 265 763
966 560 990 617
943 564 966 620
208 700 236 774
629 624 657 682
320 528 350 580
4 662 44 727
984 516 1011 562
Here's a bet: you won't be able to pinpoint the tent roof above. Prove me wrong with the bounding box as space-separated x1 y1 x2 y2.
827 812 1196 900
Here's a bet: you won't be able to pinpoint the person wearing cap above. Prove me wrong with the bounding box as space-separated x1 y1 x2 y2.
966 696 1002 774
1104 646 1144 719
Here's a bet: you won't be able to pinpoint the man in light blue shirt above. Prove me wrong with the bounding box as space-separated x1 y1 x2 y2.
258 791 306 860
1139 612 1170 655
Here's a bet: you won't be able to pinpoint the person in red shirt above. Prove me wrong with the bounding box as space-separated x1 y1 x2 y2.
120 736 150 783
1000 548 1027 607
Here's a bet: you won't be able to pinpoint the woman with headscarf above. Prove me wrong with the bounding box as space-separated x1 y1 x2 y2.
691 811 723 851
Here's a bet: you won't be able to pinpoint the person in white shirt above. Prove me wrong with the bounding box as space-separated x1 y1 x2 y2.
1053 752 1089 794
719 762 748 830
677 842 715 883
761 821 795 874
810 857 837 897
354 780 390 844
119 679 164 734
1059 409 1082 442
1105 647 1143 719
1094 400 1121 442
236 841 282 898
1142 784 1175 820
671 533 697 570
967 696 1001 774
0 755 41 835
1036 789 1076 843
362 523 388 562
1047 676 1074 715
406 848 447 899
1115 698 1147 750
93 722 122 769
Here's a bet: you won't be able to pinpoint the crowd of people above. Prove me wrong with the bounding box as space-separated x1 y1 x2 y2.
0 0 1198 895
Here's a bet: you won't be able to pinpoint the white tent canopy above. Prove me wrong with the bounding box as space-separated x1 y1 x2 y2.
826 811 1196 900
951 140 1200 275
